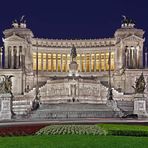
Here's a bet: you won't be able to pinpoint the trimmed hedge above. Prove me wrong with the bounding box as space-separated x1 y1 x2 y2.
98 124 148 137
36 125 107 136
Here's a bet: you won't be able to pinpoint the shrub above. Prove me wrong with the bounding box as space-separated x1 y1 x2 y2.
98 124 148 137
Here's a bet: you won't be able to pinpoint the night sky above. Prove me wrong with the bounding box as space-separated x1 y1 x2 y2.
0 0 148 52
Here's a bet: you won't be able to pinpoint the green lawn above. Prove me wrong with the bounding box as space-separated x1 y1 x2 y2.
0 135 148 148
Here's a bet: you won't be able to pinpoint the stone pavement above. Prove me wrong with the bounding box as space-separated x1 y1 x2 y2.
0 118 148 127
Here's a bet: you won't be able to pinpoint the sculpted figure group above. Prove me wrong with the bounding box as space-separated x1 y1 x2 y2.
0 75 13 94
132 73 146 94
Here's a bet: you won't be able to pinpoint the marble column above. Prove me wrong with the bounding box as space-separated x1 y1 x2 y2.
84 53 86 72
90 53 92 72
131 47 135 68
139 50 143 68
66 54 67 72
94 53 96 72
104 53 106 71
51 54 53 72
80 54 82 72
61 54 62 72
20 50 23 68
56 54 58 72
133 47 136 68
125 49 128 68
136 46 140 68
46 53 48 71
135 48 138 68
41 53 43 71
99 53 101 72
16 46 19 68
124 46 127 68
128 47 131 68
18 46 22 68
4 45 8 68
11 47 14 69
66 54 68 72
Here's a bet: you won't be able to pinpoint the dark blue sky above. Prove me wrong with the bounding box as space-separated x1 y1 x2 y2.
0 0 148 51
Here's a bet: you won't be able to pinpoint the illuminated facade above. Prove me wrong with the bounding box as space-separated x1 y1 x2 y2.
0 18 148 117
32 52 115 72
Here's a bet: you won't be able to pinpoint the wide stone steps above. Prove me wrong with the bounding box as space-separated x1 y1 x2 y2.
41 99 106 104
117 101 134 112
39 103 112 111
30 110 118 119
13 100 31 115
30 103 119 119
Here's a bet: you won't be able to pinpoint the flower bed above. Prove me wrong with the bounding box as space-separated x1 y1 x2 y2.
36 125 106 136
0 124 47 136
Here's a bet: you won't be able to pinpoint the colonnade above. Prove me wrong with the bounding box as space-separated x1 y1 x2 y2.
125 46 140 68
33 52 115 72
4 46 23 69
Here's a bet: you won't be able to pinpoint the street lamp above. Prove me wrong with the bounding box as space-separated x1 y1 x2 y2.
107 48 113 100
31 42 40 111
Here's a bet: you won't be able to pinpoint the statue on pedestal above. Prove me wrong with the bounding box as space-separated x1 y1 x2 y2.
132 73 148 117
69 45 78 77
70 44 77 62
0 75 14 120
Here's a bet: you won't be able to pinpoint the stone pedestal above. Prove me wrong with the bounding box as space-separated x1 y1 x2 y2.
134 94 148 117
69 61 78 76
0 93 12 120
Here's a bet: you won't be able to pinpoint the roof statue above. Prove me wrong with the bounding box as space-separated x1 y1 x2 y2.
20 15 25 22
14 19 18 23
132 73 146 94
0 75 14 94
121 15 135 28
12 15 26 28
70 45 77 61
12 19 18 28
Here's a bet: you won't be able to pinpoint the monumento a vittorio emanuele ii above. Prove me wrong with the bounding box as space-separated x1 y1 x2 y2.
0 16 148 120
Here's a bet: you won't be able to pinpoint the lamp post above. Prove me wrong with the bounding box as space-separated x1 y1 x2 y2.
31 42 40 111
0 47 3 68
145 52 148 68
35 43 39 100
21 51 25 95
107 48 113 100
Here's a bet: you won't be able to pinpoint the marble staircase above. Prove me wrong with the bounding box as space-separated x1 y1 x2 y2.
12 79 134 119
30 103 117 119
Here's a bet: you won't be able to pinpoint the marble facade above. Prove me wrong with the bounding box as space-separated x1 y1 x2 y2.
0 18 148 118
